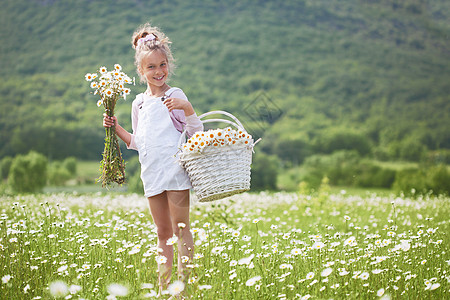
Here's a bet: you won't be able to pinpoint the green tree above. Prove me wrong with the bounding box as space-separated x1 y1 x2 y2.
8 151 48 193
251 152 280 191
315 130 372 156
1 156 13 180
273 137 312 165
63 157 78 176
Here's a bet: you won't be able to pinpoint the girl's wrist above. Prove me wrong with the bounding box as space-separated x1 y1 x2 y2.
183 102 195 116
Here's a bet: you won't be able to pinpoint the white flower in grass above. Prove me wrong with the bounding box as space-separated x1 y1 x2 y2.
291 248 302 255
49 281 69 297
238 254 254 265
156 255 167 264
198 285 212 290
57 265 68 273
2 275 12 284
194 253 204 260
107 283 128 297
99 66 107 74
211 246 225 255
23 284 30 293
114 64 122 71
141 283 154 289
344 236 356 246
128 247 140 255
69 285 82 294
178 222 186 229
168 280 184 296
312 241 325 250
305 272 314 280
280 263 293 270
377 288 385 297
430 283 440 290
359 272 370 280
245 276 261 286
344 215 351 221
166 235 178 245
321 268 332 277
143 290 158 298
231 230 240 238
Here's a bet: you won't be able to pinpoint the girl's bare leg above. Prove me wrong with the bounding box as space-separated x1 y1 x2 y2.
167 190 194 282
147 192 173 291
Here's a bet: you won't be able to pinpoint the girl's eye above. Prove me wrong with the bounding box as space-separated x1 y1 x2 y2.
148 66 154 69
161 63 166 67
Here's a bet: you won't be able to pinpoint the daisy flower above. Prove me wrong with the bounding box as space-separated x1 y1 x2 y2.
85 73 94 81
245 276 261 287
99 66 107 74
168 280 184 296
107 283 128 297
321 268 333 277
359 272 370 280
49 281 69 298
166 236 178 246
104 89 113 97
155 255 167 264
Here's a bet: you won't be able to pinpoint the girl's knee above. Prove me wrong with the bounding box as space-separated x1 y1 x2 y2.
156 226 173 241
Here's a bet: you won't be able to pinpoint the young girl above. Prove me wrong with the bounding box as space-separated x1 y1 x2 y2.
103 23 203 292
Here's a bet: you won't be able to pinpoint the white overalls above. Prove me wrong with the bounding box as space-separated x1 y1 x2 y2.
135 88 192 197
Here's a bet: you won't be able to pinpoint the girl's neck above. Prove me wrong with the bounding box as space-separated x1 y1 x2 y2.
145 84 170 97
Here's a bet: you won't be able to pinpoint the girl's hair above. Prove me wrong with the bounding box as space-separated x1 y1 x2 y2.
131 23 175 83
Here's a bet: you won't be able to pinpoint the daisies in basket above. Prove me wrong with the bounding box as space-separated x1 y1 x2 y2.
85 64 132 187
180 127 253 155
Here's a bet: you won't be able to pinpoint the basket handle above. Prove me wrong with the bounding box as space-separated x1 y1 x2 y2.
177 110 247 148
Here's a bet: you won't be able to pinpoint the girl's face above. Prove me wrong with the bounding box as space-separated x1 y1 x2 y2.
139 50 169 89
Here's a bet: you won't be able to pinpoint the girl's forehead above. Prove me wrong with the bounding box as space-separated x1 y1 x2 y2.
141 50 167 64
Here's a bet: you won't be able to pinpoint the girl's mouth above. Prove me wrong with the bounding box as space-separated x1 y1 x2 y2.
154 75 165 81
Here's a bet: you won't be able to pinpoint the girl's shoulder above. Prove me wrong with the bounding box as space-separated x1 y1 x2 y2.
166 87 188 100
132 93 145 108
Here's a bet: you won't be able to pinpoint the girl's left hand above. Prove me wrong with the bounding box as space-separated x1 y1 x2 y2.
163 97 188 112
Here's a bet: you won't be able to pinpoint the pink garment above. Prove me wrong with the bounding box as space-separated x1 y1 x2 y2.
127 89 203 151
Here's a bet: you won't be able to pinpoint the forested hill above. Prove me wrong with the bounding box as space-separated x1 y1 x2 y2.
0 0 449 161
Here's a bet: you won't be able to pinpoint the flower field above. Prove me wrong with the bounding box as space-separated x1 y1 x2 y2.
1 191 449 299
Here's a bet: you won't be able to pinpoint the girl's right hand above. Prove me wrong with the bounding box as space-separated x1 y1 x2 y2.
103 113 117 128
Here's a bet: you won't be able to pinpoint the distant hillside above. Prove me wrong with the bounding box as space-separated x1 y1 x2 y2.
0 0 449 161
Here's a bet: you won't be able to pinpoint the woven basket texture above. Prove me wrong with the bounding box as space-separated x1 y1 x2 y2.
180 144 252 202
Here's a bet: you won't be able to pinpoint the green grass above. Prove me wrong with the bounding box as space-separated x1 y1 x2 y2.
76 160 102 183
1 192 448 299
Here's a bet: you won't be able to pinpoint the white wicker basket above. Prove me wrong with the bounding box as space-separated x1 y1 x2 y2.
177 111 259 202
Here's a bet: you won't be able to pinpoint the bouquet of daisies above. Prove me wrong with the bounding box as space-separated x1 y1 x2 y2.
85 64 132 187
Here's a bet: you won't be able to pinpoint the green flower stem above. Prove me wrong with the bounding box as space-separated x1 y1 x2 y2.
98 95 126 187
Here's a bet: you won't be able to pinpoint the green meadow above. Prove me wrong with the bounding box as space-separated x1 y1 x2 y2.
1 191 448 299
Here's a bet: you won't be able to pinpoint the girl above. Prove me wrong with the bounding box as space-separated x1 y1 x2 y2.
103 23 203 292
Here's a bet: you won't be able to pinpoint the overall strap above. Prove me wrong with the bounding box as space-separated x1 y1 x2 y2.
164 87 182 97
